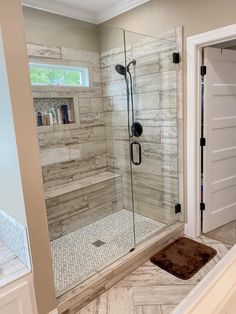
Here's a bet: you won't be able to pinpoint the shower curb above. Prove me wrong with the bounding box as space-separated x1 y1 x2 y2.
57 221 184 314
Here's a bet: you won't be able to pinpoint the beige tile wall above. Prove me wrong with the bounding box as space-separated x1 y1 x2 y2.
27 43 107 189
45 173 123 240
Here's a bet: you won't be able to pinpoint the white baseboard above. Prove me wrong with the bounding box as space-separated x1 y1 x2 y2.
184 223 200 239
184 223 189 237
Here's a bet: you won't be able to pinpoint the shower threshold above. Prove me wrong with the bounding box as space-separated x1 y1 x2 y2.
56 218 184 313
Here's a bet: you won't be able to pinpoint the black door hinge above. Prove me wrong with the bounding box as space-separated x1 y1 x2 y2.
200 202 205 211
173 52 180 64
201 65 207 76
200 137 206 146
175 203 181 214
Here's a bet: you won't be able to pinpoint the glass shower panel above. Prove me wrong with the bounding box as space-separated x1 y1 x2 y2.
99 26 136 251
124 30 179 245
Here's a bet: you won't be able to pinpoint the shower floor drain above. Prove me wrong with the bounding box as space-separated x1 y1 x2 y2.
92 240 106 247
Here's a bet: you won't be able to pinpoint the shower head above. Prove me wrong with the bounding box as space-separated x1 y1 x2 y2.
115 60 136 76
115 64 126 76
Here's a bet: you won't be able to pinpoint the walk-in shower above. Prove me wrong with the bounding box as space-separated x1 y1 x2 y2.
30 25 181 298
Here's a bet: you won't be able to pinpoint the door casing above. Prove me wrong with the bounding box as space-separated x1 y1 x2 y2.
186 24 236 238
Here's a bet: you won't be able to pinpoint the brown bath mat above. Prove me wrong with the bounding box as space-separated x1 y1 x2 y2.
150 237 217 280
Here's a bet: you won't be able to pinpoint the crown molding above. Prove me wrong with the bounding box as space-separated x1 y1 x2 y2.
97 0 150 23
22 0 150 24
22 0 98 24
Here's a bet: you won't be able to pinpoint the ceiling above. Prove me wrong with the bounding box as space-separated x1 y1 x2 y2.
22 0 151 24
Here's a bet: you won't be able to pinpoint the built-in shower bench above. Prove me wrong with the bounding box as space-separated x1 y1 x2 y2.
44 171 123 241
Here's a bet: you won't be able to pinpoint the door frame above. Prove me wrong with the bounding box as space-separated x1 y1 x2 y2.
186 24 236 238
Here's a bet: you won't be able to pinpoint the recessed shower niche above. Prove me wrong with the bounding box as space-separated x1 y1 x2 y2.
33 95 79 130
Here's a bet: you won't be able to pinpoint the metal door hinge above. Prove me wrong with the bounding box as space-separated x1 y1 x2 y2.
175 203 181 214
201 65 207 76
173 52 180 64
200 202 205 211
200 137 206 146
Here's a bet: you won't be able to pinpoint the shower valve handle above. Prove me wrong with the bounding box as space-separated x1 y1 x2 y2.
131 141 142 166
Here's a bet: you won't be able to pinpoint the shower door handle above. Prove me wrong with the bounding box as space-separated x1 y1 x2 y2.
131 141 142 165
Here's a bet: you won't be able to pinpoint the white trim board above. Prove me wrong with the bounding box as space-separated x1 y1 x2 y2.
173 245 236 313
186 24 236 238
22 0 151 24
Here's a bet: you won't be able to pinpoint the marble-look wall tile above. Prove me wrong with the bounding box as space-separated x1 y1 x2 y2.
38 127 93 149
100 51 127 68
101 66 110 82
131 54 160 77
27 43 61 58
78 83 103 98
69 141 106 160
92 126 106 141
47 195 88 224
47 175 123 240
130 37 176 59
92 67 102 83
40 147 71 166
133 92 161 111
61 47 100 67
91 98 103 112
79 98 91 114
159 51 176 72
80 112 104 128
0 210 31 269
42 153 107 189
135 109 177 127
102 79 127 98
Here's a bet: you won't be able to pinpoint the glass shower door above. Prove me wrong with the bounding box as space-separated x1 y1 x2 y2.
124 30 180 246
99 26 136 254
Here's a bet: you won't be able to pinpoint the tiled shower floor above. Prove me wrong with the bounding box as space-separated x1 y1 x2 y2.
51 209 166 296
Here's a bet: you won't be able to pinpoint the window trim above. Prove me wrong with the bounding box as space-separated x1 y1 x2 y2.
29 57 93 92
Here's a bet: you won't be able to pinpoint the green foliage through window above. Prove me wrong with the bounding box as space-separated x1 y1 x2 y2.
29 63 89 87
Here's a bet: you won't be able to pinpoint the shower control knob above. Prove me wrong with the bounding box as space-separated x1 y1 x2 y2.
131 122 143 137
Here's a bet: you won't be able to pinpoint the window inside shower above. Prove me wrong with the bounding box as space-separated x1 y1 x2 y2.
29 25 182 298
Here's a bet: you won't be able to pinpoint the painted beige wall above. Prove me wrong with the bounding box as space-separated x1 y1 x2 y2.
0 1 56 314
106 0 236 40
23 6 99 52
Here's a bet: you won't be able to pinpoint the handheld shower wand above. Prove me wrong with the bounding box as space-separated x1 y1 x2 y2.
115 60 143 138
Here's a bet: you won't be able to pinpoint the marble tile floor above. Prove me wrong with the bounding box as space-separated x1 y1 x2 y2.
51 209 166 297
77 236 233 314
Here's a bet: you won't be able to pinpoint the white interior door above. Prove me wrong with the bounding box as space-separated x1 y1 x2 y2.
203 47 236 233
